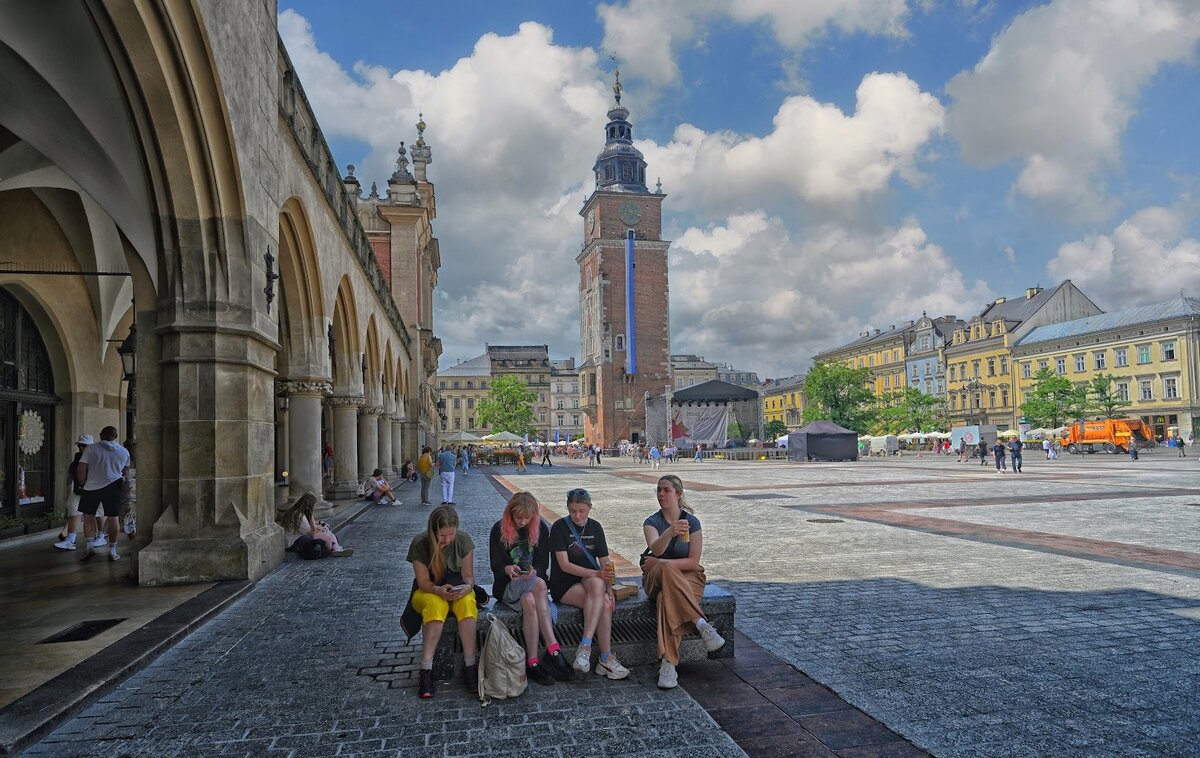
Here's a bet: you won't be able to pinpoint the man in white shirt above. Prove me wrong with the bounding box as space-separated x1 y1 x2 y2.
76 426 130 562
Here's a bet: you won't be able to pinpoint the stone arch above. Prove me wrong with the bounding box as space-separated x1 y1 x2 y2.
276 197 326 378
382 341 395 411
363 316 382 407
330 276 361 394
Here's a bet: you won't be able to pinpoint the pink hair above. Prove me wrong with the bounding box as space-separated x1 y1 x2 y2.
499 492 541 547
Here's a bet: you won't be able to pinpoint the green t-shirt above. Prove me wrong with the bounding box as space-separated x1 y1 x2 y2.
406 532 475 582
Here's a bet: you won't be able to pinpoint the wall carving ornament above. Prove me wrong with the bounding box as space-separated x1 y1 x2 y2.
327 395 365 410
360 405 384 417
280 381 333 397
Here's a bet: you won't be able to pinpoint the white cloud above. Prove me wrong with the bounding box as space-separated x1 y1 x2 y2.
598 0 911 87
641 71 944 214
1047 203 1200 306
670 212 992 376
946 0 1200 218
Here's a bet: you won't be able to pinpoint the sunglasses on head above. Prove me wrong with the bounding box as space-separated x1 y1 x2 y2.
567 488 590 500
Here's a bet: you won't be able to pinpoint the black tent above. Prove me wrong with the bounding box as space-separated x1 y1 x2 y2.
788 420 858 462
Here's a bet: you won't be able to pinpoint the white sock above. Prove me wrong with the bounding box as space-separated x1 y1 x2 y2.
695 618 708 630
67 533 77 544
110 545 119 556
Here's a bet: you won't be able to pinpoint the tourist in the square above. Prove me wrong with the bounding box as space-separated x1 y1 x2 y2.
488 492 573 685
53 434 93 551
993 440 1007 473
977 440 988 465
368 468 397 505
437 445 457 504
322 441 334 481
694 443 703 462
541 444 553 467
515 446 527 473
75 426 129 562
1177 437 1186 458
417 446 434 505
650 445 662 469
957 438 968 462
1008 437 1023 473
459 445 471 477
641 474 725 689
278 494 353 557
401 505 480 699
1042 438 1051 459
549 488 629 680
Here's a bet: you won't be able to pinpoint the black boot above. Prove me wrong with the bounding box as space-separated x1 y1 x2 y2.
527 662 556 686
545 650 575 681
464 664 478 695
418 669 435 699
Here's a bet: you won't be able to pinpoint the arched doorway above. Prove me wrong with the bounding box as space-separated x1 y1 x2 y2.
0 288 57 517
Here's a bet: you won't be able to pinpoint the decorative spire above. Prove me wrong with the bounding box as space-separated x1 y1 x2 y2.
369 181 379 199
390 142 413 182
591 67 648 194
415 113 427 147
613 67 623 104
655 177 662 195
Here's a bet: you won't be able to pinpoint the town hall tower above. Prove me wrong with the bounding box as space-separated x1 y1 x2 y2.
578 72 672 444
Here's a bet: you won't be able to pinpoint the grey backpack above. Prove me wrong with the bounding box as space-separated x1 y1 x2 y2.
477 614 527 704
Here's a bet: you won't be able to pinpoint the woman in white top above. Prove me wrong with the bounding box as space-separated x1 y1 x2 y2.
278 495 353 556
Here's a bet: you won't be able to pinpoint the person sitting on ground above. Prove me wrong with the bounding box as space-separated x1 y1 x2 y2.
641 474 726 689
401 460 418 483
367 468 397 505
489 492 574 685
401 505 481 699
549 488 629 681
278 494 353 557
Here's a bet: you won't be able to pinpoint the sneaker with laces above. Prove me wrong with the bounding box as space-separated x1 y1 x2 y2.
92 535 108 548
698 622 726 653
657 659 678 689
572 644 592 672
109 552 120 562
331 548 354 557
595 654 630 680
79 545 97 562
527 662 555 686
53 539 76 551
417 669 435 699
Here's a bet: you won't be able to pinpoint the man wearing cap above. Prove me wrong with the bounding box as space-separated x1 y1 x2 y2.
52 434 94 550
76 426 130 562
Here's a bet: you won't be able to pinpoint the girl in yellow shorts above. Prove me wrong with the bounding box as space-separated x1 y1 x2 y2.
400 505 480 699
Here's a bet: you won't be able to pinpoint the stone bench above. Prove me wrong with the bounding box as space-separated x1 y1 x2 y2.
429 577 735 680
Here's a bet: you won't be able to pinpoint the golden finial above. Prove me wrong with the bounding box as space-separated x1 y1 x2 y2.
415 112 426 147
610 53 622 103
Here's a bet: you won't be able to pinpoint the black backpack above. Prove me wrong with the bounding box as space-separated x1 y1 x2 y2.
290 534 328 560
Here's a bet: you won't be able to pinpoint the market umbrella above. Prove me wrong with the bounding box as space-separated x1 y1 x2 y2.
483 431 525 443
998 429 1020 437
442 430 482 443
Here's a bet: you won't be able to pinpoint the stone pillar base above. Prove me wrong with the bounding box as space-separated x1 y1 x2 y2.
328 480 361 500
136 523 283 586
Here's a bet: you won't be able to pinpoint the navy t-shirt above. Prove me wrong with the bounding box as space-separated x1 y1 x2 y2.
643 511 701 559
548 517 608 601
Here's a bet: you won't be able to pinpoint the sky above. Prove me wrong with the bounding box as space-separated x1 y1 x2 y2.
277 0 1200 379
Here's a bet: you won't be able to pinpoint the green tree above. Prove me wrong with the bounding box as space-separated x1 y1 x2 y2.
875 387 944 434
1088 372 1131 419
1020 368 1092 428
476 375 536 437
763 419 789 439
800 362 876 433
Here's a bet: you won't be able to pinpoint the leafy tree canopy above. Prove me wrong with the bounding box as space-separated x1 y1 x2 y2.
476 375 537 437
1020 368 1091 428
800 362 877 433
1088 372 1132 419
763 419 789 440
875 387 945 435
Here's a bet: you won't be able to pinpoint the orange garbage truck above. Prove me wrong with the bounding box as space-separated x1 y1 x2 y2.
1062 419 1151 454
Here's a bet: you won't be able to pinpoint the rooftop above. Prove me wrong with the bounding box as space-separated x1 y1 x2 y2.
1017 297 1200 346
438 353 490 377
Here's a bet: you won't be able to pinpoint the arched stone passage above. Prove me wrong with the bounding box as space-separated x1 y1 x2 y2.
327 277 363 497
357 316 383 477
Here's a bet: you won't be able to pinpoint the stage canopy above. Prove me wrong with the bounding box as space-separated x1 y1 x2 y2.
788 420 858 462
645 380 761 448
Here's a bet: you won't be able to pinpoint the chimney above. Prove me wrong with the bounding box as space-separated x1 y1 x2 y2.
1026 286 1043 299
873 328 881 335
994 297 1006 304
889 324 896 330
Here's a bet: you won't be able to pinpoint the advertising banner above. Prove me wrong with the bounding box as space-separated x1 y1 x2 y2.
671 404 730 447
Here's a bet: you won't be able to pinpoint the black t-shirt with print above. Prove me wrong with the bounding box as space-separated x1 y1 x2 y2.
547 516 609 601
488 518 550 601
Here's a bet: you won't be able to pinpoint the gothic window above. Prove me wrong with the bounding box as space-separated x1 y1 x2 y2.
605 165 615 181
1 290 54 394
622 163 633 181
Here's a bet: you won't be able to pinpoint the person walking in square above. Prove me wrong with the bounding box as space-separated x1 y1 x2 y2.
541 444 553 467
459 445 471 477
1009 438 1023 473
978 440 988 465
642 475 726 689
437 446 458 504
417 446 434 505
993 440 1007 473
75 426 129 562
1177 437 1186 457
650 445 662 469
53 434 93 551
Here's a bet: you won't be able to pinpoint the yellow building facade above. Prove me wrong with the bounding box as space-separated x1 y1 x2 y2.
760 375 806 428
813 323 911 399
436 354 492 436
1012 297 1200 440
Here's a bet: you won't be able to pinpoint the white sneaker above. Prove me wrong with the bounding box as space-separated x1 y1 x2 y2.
108 552 120 562
595 654 630 680
53 539 76 551
657 659 678 689
92 535 108 548
572 644 592 672
698 622 726 653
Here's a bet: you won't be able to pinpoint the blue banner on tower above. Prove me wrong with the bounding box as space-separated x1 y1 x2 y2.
625 229 636 375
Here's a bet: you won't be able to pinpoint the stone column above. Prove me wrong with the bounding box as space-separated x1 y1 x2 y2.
391 418 404 470
328 395 364 499
273 382 289 509
377 412 393 475
358 406 381 478
283 380 332 508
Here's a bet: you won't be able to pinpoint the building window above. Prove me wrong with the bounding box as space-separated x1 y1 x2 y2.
453 419 461 429
1038 359 1048 371
972 360 981 378
1022 362 1032 379
1164 377 1179 399
1094 352 1106 370
539 393 545 402
558 414 565 426
481 381 488 389
539 412 546 422
453 398 461 409
572 414 580 426
987 358 995 376
452 381 460 389
884 375 891 389
999 358 1008 375
949 366 956 381
468 417 474 428
1115 348 1128 367
920 336 930 351
615 334 625 351
1117 382 1130 402
466 381 473 389
1140 380 1153 401
1162 341 1177 361
1001 389 1009 407
924 363 932 376
1056 357 1066 375
1137 345 1151 364
988 391 996 408
467 398 475 409
1074 354 1085 373
869 357 874 367
557 400 564 409
883 353 889 365
439 381 446 389
572 399 579 409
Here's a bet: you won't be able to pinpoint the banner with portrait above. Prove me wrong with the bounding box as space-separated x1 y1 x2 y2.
671 404 730 448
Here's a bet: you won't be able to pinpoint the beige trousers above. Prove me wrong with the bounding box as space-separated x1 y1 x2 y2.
643 561 707 665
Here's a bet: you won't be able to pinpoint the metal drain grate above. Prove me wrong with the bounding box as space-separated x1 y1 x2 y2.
39 618 126 643
552 617 662 647
806 518 844 524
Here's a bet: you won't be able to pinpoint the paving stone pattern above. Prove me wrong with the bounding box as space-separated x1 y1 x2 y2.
26 470 742 757
510 453 1200 757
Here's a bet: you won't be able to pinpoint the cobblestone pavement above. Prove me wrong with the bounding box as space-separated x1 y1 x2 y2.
26 469 741 757
508 452 1200 757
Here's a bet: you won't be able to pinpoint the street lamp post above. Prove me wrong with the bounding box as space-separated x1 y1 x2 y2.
116 323 137 447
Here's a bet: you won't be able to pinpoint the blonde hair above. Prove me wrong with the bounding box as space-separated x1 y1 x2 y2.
658 475 691 514
424 505 460 582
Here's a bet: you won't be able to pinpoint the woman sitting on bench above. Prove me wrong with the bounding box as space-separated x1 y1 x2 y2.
489 492 574 685
401 505 479 699
549 488 630 681
641 474 726 689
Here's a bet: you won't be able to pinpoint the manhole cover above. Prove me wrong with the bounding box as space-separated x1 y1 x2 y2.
40 618 126 643
728 493 795 500
806 518 844 524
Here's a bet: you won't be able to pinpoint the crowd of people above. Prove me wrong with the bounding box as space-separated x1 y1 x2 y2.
399 475 726 699
52 426 135 562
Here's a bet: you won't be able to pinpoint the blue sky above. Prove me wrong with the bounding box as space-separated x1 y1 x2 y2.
278 0 1200 378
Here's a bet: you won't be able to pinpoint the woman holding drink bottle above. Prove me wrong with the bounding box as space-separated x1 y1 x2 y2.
642 474 726 689
488 492 574 685
549 488 630 680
